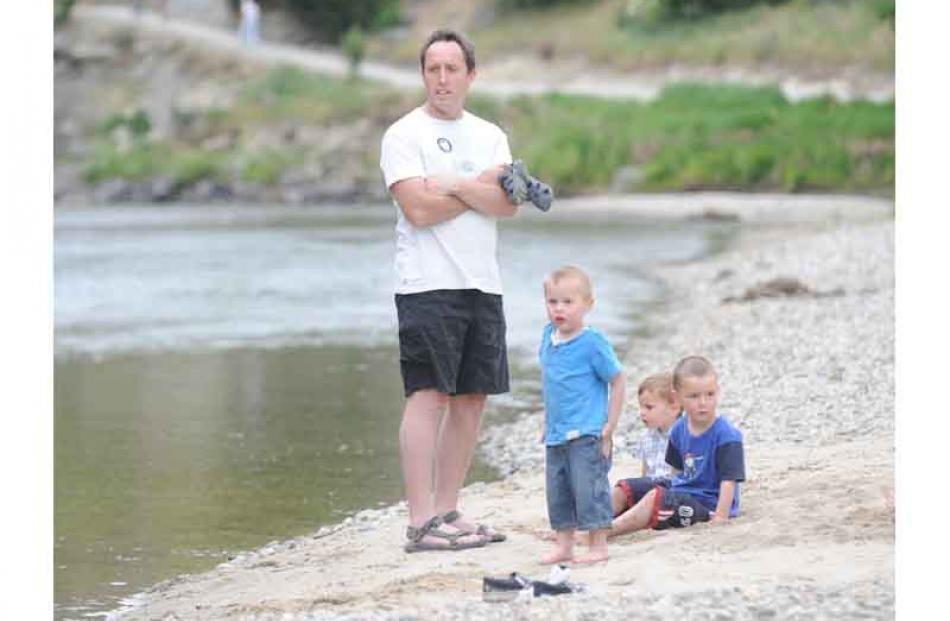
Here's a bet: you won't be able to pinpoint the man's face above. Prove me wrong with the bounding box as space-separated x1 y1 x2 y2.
422 41 475 120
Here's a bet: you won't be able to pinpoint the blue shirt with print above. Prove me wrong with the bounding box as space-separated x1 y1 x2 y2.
539 324 623 446
665 415 745 516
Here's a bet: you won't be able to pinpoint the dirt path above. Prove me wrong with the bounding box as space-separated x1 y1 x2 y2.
70 5 893 103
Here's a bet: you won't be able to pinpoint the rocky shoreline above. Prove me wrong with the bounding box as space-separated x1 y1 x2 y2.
103 194 894 621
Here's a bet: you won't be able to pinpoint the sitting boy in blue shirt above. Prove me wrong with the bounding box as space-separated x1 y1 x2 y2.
608 355 745 537
539 266 626 564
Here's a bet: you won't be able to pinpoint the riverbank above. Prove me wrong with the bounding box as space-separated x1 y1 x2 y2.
55 8 894 204
108 195 894 620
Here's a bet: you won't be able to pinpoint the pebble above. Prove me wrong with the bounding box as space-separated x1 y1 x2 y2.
119 217 895 621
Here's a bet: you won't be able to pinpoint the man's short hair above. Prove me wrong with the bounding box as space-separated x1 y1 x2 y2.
419 29 476 73
672 355 717 389
638 373 674 402
543 265 593 301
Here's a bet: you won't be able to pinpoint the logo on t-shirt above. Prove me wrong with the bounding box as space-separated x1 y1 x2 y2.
684 453 704 478
436 137 453 153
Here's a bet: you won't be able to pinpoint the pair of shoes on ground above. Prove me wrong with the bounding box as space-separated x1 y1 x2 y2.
404 511 506 553
482 565 584 602
498 159 554 212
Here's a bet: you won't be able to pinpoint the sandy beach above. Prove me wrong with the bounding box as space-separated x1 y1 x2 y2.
109 194 894 621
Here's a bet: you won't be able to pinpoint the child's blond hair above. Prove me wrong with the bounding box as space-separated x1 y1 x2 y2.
638 372 675 403
543 265 593 301
672 355 717 389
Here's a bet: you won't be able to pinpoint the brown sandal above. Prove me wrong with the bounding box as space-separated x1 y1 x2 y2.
442 510 507 543
404 515 488 553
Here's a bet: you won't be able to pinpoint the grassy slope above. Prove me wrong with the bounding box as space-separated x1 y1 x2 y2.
369 0 893 73
74 2 894 196
83 67 893 195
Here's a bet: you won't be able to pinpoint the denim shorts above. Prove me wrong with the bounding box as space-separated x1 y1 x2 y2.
395 289 509 397
545 435 613 531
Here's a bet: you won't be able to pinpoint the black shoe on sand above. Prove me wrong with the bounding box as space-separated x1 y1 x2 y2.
482 572 533 602
483 570 581 602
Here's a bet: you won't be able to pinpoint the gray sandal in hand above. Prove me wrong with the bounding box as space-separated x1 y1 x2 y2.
442 510 507 543
404 514 488 553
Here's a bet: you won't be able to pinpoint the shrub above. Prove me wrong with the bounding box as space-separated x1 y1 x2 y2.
83 143 162 183
168 151 227 185
240 150 291 185
500 0 598 9
282 0 401 41
341 25 366 76
54 0 76 26
96 110 152 142
619 0 789 26
873 0 895 26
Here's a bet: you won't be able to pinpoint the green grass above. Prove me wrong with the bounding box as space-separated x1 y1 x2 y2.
231 66 411 125
83 143 166 183
471 83 894 194
368 0 893 73
239 149 298 185
83 69 893 196
84 144 231 186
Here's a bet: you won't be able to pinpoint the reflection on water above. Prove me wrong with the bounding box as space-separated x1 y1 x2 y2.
54 203 736 619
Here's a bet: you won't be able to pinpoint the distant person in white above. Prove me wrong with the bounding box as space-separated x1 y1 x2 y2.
379 30 520 552
239 0 261 46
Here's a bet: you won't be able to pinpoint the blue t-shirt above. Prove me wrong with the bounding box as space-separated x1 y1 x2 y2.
665 415 745 516
539 324 623 446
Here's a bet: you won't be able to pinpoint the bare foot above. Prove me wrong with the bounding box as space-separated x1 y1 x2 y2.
540 550 574 565
573 550 608 565
536 529 584 543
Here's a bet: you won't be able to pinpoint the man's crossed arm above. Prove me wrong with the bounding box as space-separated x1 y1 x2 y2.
389 165 517 227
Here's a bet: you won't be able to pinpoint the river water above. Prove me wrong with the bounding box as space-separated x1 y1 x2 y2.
54 202 736 619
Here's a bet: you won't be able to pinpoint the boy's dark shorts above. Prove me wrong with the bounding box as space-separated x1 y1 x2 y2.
615 476 671 513
650 487 711 530
395 289 509 397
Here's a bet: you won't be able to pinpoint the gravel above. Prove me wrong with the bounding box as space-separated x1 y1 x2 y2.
110 207 895 621
483 220 894 477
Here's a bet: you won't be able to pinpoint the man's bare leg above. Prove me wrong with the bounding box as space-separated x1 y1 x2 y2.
400 389 483 547
400 389 446 526
607 488 658 539
433 393 486 518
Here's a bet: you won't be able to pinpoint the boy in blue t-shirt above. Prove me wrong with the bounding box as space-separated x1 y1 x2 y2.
607 355 745 538
539 266 626 564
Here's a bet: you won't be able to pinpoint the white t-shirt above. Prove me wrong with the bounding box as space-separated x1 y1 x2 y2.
379 106 512 295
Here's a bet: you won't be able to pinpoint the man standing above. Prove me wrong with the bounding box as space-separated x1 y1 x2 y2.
380 30 518 552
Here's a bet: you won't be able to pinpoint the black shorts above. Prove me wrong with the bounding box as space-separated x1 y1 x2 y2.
394 289 509 397
650 487 711 530
615 476 671 513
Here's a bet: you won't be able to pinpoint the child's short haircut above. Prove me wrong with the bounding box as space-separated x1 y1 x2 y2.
672 355 717 389
544 265 593 301
638 373 674 402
